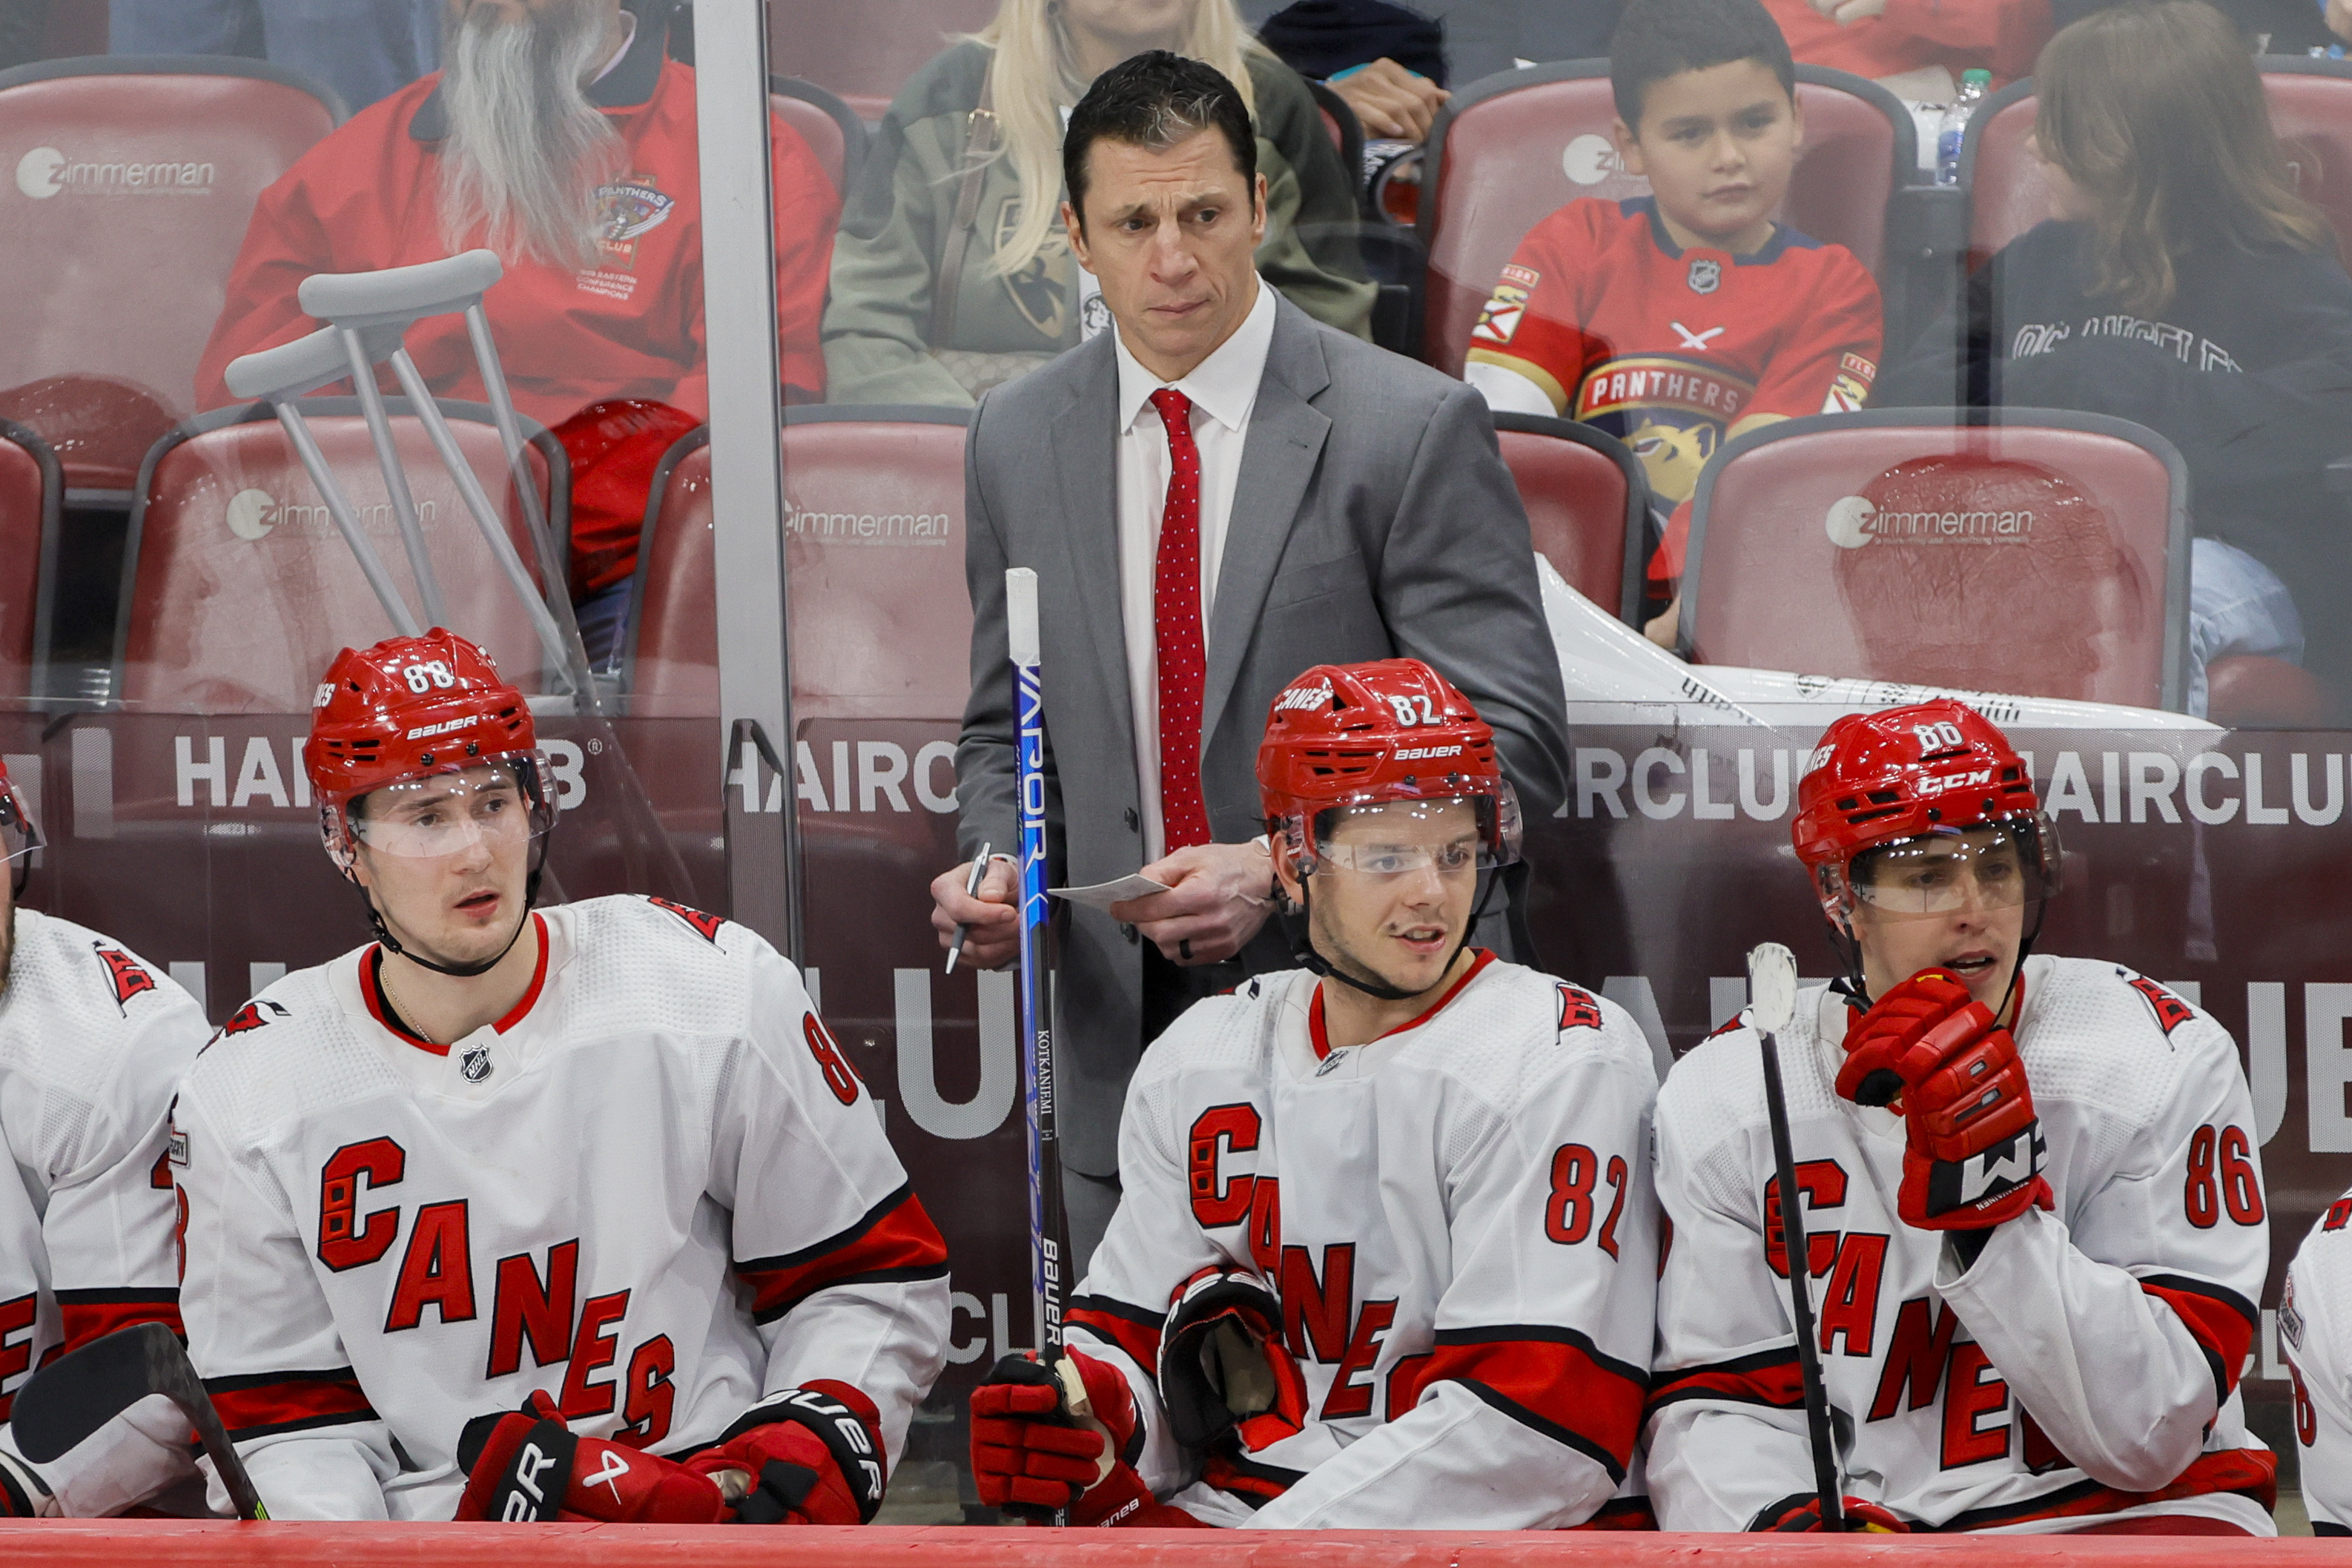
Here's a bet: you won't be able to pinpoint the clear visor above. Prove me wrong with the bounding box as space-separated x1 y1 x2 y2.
1844 820 2056 919
0 777 39 866
347 756 555 860
1307 793 1519 876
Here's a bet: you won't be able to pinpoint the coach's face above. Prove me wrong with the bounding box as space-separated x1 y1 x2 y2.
1063 128 1267 383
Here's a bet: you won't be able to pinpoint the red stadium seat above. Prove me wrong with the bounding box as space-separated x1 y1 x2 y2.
765 0 1000 121
117 400 569 712
0 57 343 495
771 76 868 196
0 420 62 701
625 408 972 721
1418 62 1915 374
1492 411 1648 624
1679 408 2189 711
1962 60 2352 268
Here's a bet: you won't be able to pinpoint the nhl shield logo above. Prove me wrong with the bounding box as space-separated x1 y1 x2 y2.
460 1045 494 1083
1686 257 1722 295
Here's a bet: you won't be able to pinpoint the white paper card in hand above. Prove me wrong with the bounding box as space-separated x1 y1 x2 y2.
1049 874 1174 912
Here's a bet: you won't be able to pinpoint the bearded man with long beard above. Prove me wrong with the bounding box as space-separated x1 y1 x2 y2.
196 0 837 660
0 758 215 1518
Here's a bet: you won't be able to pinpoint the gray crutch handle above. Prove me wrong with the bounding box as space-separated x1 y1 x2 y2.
298 249 503 331
223 323 403 403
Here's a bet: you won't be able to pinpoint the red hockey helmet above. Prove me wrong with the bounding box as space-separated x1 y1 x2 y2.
1256 658 1521 876
308 629 556 873
1791 699 2061 922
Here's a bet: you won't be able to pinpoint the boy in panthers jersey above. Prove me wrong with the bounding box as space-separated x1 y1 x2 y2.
969 660 1659 1529
1648 702 2273 1534
173 631 948 1523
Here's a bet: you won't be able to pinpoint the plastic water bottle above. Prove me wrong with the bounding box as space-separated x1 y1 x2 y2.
1935 69 1992 186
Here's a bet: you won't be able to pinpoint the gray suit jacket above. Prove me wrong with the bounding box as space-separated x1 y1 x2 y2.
957 291 1570 1174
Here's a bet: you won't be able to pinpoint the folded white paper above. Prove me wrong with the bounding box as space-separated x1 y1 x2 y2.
1049 874 1173 911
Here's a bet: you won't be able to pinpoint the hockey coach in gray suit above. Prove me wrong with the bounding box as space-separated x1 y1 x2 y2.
928 50 1570 1268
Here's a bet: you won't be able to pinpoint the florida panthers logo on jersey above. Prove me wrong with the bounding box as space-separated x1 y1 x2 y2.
649 896 724 945
2124 973 2195 1036
1556 982 1603 1033
92 943 156 1011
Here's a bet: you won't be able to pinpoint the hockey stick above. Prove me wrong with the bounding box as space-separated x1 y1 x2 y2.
1748 942 1845 1532
10 1321 269 1521
1007 568 1075 1526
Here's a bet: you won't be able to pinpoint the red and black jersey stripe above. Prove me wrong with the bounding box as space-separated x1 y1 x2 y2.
1066 1294 1165 1374
1392 1325 1648 1483
734 1182 949 1326
205 1366 377 1443
1939 1447 2276 1531
55 1288 182 1357
2139 1274 2258 1406
1644 1346 1804 1423
1569 1495 1658 1530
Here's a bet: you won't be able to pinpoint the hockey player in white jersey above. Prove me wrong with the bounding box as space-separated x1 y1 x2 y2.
172 630 950 1523
1648 700 2273 1534
970 658 1659 1529
2280 1189 2352 1533
0 757 212 1518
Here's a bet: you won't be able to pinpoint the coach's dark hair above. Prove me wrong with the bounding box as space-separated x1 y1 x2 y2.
1608 0 1796 128
1063 50 1259 229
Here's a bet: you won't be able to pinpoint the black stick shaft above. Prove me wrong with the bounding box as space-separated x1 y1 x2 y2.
1759 1030 1844 1532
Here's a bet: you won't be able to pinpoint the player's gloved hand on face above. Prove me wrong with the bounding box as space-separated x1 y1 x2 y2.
974 1349 1202 1526
1752 1494 1909 1532
454 1391 726 1524
1836 968 2051 1231
0 1449 57 1517
1158 1266 1309 1457
681 1384 888 1526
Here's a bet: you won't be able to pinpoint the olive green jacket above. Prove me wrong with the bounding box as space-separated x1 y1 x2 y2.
822 42 1375 407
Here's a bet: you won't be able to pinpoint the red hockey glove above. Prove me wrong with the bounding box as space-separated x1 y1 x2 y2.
681 1383 888 1526
1836 969 2050 1231
454 1392 726 1524
1157 1266 1309 1457
973 1349 1179 1525
1752 1494 1910 1532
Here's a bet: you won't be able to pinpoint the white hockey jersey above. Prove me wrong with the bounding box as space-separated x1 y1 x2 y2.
0 910 209 1516
1648 954 2274 1534
1066 953 1661 1529
173 895 951 1521
2281 1185 2352 1534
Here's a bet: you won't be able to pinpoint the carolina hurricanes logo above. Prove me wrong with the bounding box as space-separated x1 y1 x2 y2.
1556 982 1603 1033
650 896 724 944
221 998 289 1035
2125 974 2193 1036
93 944 156 1010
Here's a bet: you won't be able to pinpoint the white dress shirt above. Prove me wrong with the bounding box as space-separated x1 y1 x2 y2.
1112 275 1278 864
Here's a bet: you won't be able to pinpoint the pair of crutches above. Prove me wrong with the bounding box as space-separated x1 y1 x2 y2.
223 251 690 896
220 248 593 707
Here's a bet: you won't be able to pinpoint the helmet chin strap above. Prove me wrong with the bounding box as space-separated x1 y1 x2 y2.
1287 867 1499 1005
358 843 547 981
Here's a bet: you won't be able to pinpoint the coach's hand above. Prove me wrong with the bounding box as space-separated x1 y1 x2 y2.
931 856 1019 969
1113 842 1274 966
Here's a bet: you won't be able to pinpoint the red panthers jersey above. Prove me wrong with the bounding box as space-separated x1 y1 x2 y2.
1465 197 1882 506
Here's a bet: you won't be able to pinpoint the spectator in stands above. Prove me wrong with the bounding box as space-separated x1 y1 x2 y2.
1463 0 1882 645
194 0 837 665
1762 0 2050 100
930 51 1568 1269
1879 0 2352 712
822 0 1373 406
1256 0 1450 139
1242 0 1631 97
110 0 443 112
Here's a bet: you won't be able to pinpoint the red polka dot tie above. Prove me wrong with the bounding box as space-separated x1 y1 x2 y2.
1149 388 1212 851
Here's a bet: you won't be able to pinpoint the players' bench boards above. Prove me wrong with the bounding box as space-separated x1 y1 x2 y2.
1492 411 1649 626
0 56 345 496
116 400 568 712
1418 62 1916 376
1678 408 2189 712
